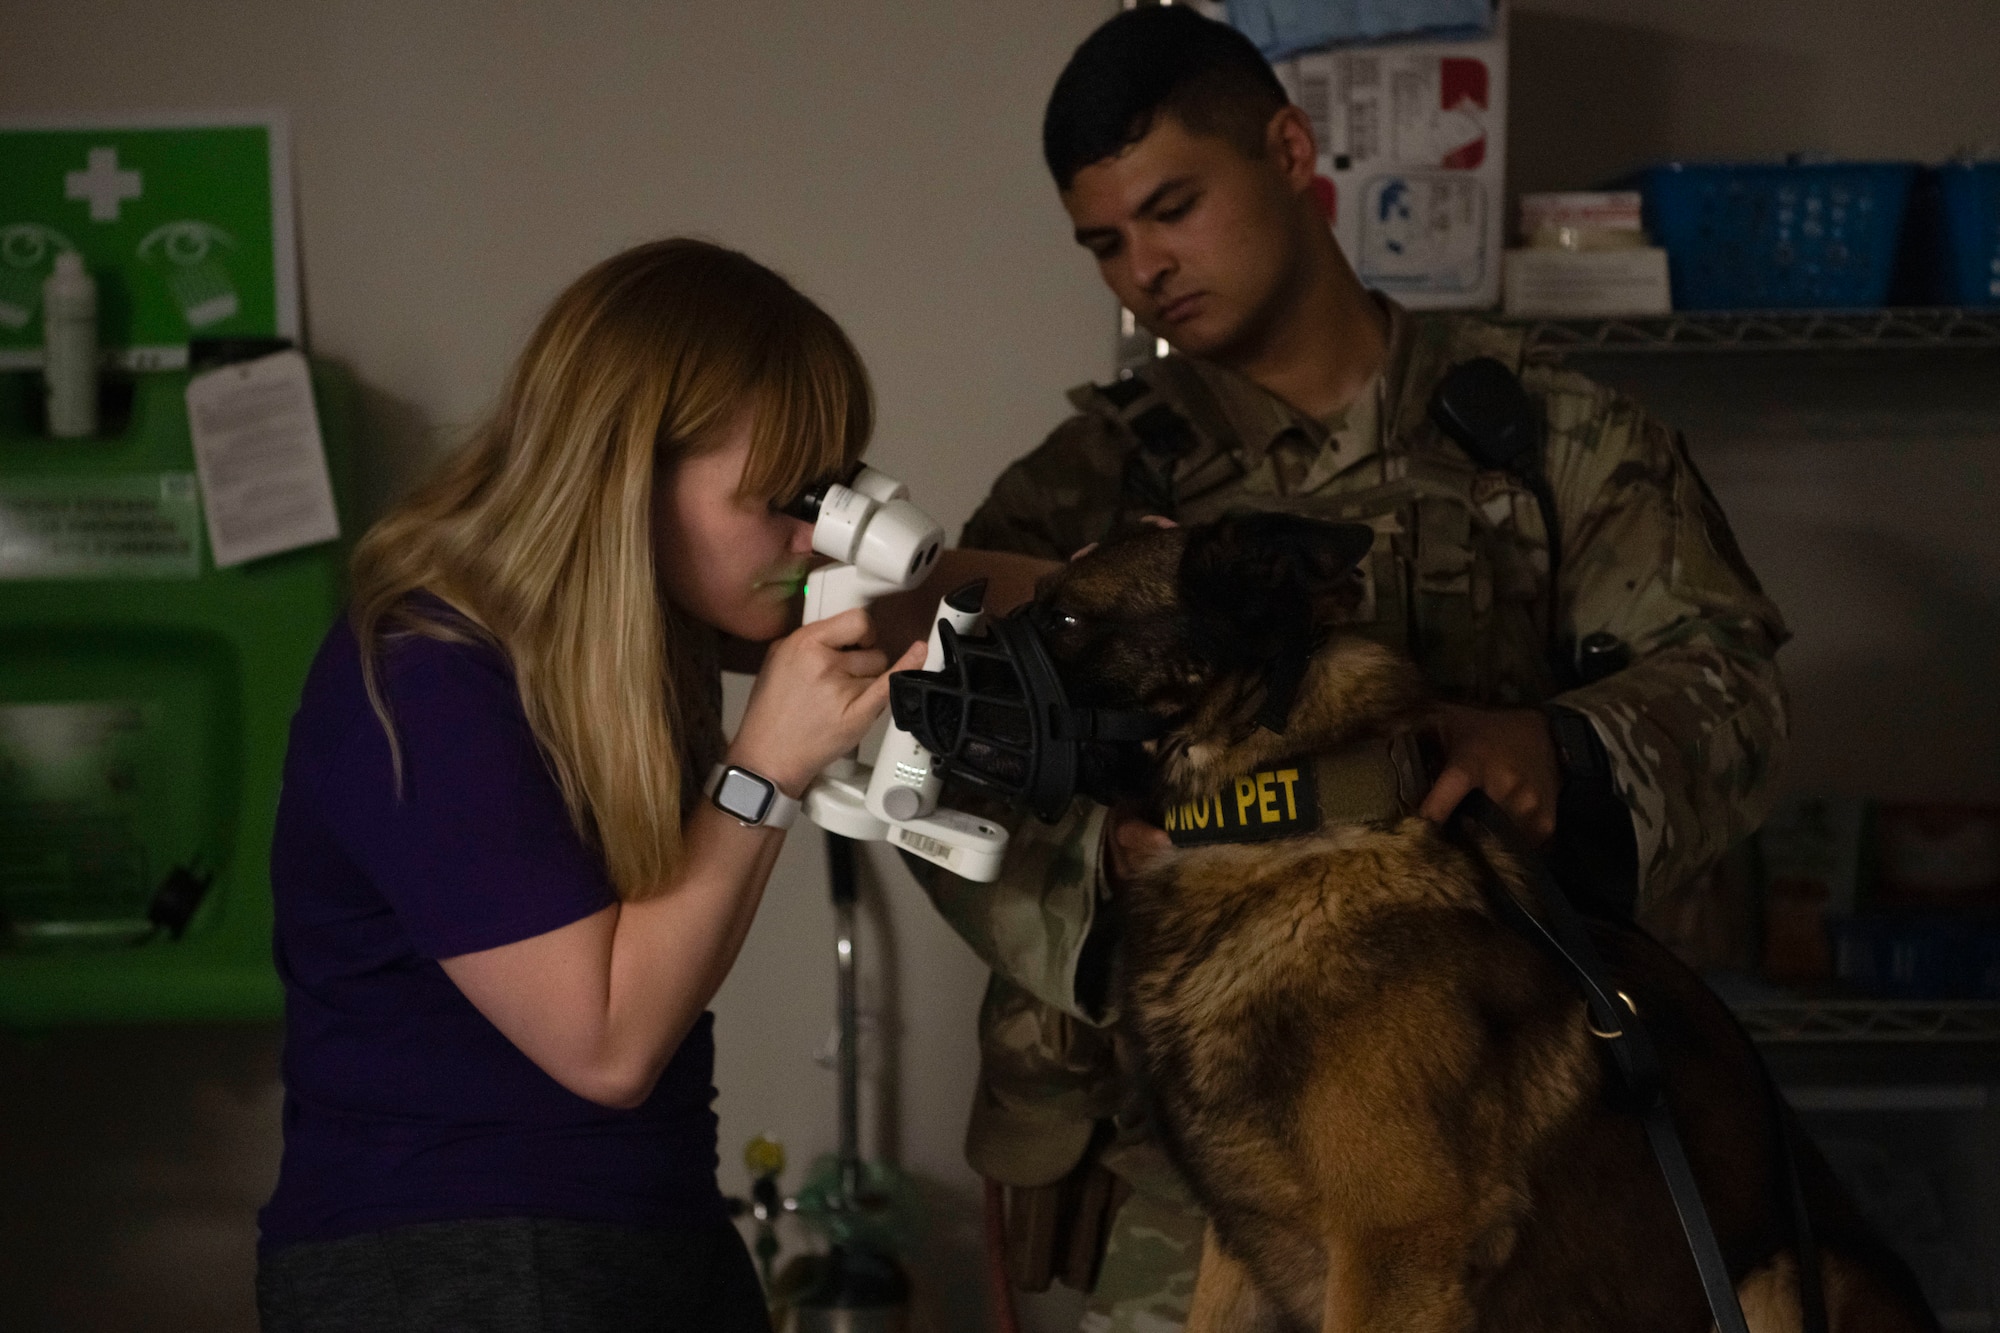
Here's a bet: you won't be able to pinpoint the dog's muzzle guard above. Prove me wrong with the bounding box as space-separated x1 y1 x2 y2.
889 604 1164 824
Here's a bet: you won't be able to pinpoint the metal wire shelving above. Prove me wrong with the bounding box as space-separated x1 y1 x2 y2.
1511 307 2000 356
1732 998 2000 1044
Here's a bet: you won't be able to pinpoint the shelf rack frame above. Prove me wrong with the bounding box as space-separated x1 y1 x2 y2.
1509 307 2000 356
1732 999 2000 1044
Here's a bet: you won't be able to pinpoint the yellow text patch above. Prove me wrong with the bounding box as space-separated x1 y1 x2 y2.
1163 760 1320 847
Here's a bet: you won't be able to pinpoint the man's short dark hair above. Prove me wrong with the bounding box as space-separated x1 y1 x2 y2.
1043 6 1290 192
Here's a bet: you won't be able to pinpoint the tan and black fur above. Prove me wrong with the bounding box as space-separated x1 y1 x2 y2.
1033 513 1937 1333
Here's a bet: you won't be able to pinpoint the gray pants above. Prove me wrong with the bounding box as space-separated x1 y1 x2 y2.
257 1216 771 1333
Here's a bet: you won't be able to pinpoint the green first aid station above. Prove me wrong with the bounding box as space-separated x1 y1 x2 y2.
0 115 351 1025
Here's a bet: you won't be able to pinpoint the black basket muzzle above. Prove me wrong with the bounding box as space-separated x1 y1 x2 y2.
889 609 1163 824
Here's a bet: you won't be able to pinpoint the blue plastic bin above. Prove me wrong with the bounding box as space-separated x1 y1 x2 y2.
1829 913 2000 999
1901 163 2000 306
1633 162 1918 310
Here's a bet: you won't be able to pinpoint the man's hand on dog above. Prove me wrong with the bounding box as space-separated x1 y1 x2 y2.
1106 811 1174 882
1418 703 1562 845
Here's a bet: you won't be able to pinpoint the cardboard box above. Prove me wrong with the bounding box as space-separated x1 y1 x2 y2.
1518 190 1644 241
1756 796 1867 985
1275 4 1508 310
1502 247 1672 318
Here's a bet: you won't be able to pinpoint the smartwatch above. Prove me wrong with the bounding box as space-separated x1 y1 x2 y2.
705 763 800 830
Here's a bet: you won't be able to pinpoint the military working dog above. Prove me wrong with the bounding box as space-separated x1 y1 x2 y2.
1027 512 1935 1333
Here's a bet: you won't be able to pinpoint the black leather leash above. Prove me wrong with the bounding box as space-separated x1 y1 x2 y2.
1454 790 1760 1333
1773 1076 1831 1333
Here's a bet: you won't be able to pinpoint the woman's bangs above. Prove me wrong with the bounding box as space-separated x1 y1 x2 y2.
739 332 872 505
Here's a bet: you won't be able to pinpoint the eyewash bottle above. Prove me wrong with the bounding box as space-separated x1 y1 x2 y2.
43 251 98 438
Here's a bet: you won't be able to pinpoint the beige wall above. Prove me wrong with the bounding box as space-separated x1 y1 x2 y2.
3 2 1998 1329
1511 0 2000 204
4 0 1123 524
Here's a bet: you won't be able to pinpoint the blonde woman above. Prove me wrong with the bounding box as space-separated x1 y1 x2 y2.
255 240 919 1332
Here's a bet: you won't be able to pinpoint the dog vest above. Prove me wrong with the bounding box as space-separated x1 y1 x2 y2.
1161 731 1433 848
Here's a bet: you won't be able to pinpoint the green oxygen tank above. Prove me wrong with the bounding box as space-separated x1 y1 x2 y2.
792 832 912 1333
793 1244 911 1333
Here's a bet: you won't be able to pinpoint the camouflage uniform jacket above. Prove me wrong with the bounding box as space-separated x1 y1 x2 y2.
917 300 1790 1195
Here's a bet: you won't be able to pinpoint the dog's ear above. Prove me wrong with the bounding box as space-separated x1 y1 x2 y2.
1178 513 1375 660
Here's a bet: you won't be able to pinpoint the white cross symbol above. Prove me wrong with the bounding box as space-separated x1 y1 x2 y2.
65 147 144 223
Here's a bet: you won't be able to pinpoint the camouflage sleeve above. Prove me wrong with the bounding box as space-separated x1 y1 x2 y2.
900 409 1131 1025
902 795 1113 1024
961 412 1128 562
1533 367 1791 910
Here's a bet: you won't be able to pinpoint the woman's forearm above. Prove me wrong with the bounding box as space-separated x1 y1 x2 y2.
439 797 789 1109
599 801 786 1098
442 608 906 1109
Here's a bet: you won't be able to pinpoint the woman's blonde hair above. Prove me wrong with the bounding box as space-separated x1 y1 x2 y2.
349 238 871 899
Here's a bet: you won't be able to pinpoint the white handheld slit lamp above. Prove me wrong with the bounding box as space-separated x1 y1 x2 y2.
785 464 1008 882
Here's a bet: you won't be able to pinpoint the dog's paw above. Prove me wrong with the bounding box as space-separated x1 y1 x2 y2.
1166 731 1291 791
1166 740 1232 790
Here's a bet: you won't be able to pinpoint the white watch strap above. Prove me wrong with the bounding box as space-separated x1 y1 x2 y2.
761 781 800 830
706 763 800 830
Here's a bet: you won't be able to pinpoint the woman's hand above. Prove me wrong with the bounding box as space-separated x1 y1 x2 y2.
731 607 927 794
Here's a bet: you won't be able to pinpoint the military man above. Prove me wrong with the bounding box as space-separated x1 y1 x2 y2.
907 9 1789 1331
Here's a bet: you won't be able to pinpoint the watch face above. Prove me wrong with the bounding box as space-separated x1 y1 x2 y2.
716 768 775 823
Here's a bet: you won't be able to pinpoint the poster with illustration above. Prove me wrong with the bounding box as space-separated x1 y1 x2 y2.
0 112 297 370
1276 12 1508 309
1359 173 1490 294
